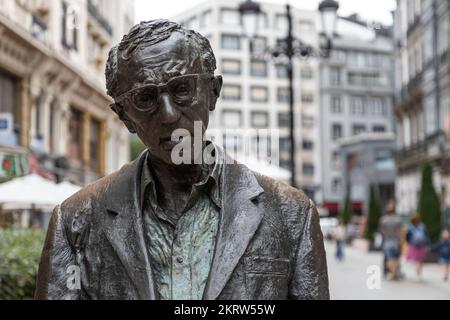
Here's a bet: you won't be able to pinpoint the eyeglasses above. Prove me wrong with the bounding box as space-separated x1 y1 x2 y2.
114 73 214 113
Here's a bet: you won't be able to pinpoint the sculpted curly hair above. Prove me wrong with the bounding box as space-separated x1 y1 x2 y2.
105 19 216 101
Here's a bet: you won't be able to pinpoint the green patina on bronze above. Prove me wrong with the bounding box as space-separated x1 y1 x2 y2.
140 150 222 300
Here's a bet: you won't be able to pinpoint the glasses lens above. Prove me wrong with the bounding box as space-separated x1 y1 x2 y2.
167 76 196 105
130 86 159 112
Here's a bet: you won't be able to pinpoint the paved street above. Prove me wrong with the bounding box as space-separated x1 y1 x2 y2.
325 241 450 300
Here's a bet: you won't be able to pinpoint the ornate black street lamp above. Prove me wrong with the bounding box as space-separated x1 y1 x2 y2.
239 0 339 188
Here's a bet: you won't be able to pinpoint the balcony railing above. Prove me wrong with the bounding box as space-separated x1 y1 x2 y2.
87 0 113 37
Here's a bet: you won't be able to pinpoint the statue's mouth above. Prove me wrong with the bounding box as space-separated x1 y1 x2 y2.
159 135 188 151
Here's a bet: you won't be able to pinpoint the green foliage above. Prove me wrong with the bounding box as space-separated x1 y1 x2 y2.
130 136 146 161
417 162 442 243
365 184 382 241
0 227 45 300
340 194 353 225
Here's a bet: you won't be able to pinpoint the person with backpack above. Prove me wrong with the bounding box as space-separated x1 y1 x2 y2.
406 213 430 279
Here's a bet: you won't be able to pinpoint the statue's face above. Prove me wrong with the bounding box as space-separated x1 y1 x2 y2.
116 32 221 164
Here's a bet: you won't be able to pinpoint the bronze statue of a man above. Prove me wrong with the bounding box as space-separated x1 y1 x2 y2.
35 20 329 300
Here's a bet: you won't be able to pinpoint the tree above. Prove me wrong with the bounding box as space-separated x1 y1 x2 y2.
340 194 353 225
417 161 442 243
365 184 382 241
130 136 146 161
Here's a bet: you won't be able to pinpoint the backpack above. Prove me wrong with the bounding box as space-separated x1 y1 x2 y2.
407 224 428 246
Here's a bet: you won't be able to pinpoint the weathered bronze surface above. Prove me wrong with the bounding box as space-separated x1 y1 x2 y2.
35 20 329 300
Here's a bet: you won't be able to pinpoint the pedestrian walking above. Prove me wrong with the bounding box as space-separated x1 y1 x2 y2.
406 214 429 279
430 229 450 281
334 222 346 262
379 200 402 280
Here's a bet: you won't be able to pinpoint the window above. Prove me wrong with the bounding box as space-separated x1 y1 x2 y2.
222 85 241 101
279 137 291 154
332 124 342 140
329 67 341 86
0 70 17 145
303 163 315 176
350 96 366 115
62 2 78 50
278 113 290 128
277 87 289 103
276 64 288 78
221 34 240 50
251 111 269 128
275 14 288 30
220 8 239 25
370 97 386 115
301 93 314 104
250 60 267 77
222 110 242 128
252 37 267 55
348 72 385 86
425 95 437 135
222 59 241 75
352 124 366 135
68 107 83 161
280 158 291 170
302 140 314 150
0 71 17 116
302 115 314 128
331 151 341 169
331 49 346 62
299 19 313 31
373 125 386 133
250 86 268 103
375 149 394 171
331 178 342 193
330 96 342 113
89 118 101 171
300 67 313 79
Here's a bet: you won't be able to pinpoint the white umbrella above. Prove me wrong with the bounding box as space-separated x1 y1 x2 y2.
56 181 81 203
0 174 61 207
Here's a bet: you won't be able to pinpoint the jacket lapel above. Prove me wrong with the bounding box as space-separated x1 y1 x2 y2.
203 159 265 300
103 151 157 300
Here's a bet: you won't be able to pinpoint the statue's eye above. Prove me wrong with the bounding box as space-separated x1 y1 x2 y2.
135 89 158 106
174 84 191 96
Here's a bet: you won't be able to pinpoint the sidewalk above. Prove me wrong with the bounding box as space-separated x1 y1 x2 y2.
326 240 450 300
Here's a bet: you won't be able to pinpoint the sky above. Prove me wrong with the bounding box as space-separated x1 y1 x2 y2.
135 0 397 26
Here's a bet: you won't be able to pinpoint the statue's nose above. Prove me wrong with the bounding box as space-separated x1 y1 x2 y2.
159 93 181 124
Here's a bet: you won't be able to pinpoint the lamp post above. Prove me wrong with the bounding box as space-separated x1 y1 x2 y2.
239 0 338 188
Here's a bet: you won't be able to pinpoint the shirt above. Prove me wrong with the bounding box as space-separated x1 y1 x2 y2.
140 145 222 300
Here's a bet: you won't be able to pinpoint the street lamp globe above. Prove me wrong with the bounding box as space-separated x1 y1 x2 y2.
238 0 262 40
318 0 339 40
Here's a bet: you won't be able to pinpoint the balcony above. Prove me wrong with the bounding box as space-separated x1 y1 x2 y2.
396 131 444 169
87 0 113 37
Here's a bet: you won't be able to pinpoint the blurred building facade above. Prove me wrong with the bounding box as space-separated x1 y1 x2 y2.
319 15 395 217
339 132 396 216
393 0 450 217
0 0 134 185
174 0 321 197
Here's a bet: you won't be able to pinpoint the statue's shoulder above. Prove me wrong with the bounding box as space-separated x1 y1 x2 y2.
253 172 311 210
60 158 140 214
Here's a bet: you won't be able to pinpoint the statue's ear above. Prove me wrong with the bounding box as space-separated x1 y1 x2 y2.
110 103 137 134
209 75 223 112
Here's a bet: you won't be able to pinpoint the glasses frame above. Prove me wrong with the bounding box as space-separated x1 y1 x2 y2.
113 73 214 113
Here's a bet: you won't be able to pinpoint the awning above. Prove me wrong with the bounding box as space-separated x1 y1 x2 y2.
0 174 81 209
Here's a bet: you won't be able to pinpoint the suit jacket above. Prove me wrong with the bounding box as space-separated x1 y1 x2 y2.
35 151 329 300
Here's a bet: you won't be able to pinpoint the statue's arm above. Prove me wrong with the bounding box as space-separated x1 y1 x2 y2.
35 205 80 300
288 200 330 300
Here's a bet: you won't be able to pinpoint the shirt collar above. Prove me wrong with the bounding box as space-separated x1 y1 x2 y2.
140 141 223 212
